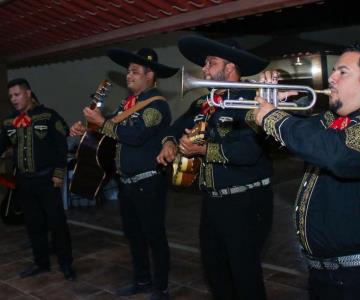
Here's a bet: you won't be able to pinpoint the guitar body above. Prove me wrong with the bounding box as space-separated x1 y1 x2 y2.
172 155 201 187
172 121 207 187
70 130 116 199
69 80 115 199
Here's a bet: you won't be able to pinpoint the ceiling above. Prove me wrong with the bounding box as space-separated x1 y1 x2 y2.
1 0 332 67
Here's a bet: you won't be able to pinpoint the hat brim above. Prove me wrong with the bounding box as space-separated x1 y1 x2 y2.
178 36 269 76
107 48 179 78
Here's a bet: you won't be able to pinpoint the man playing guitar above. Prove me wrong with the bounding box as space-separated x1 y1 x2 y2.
157 36 273 300
70 48 178 300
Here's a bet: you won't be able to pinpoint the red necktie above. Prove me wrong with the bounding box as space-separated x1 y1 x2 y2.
329 116 350 130
12 112 32 128
123 95 137 111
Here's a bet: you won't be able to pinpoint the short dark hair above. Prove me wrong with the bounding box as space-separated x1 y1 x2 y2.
343 43 360 67
7 78 32 90
7 78 39 103
344 42 360 53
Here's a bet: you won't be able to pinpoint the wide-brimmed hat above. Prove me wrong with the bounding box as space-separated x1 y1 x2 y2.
178 36 269 76
107 47 179 78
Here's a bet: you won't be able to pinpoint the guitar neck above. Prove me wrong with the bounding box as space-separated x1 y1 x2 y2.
85 80 111 132
87 100 100 131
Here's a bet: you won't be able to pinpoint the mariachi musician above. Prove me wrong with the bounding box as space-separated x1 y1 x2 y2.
0 78 75 280
157 36 273 300
70 48 178 300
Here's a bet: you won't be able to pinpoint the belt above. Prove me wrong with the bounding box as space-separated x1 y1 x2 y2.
304 253 360 270
120 170 159 184
18 168 52 178
210 178 270 197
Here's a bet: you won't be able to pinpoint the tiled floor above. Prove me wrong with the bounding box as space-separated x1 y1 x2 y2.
0 154 310 299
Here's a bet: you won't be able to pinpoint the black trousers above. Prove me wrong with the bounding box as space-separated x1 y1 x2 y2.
17 174 73 268
200 185 273 300
309 267 360 300
119 173 169 291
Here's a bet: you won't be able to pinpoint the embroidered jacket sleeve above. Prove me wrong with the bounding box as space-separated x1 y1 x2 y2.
262 109 360 178
49 111 69 179
0 114 15 156
100 99 171 146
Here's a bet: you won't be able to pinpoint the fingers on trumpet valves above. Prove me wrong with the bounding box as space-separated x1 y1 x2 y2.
259 72 266 83
259 70 280 84
272 70 280 83
262 70 275 83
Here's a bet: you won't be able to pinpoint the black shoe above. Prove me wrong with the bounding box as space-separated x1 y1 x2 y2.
116 282 152 296
60 265 76 281
19 264 50 278
150 290 170 300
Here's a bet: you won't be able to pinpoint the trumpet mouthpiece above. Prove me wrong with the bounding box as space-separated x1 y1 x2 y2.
315 89 331 96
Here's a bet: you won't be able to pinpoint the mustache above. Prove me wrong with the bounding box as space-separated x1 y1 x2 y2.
328 84 337 91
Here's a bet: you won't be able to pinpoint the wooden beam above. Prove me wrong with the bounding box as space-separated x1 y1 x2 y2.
6 0 322 63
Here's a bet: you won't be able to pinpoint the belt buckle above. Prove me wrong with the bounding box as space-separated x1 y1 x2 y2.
309 256 341 270
253 181 261 187
210 189 222 197
225 187 232 195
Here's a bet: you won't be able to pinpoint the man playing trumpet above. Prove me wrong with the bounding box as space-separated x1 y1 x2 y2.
253 44 360 300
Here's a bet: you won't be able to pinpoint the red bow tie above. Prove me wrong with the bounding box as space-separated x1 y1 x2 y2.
123 95 137 111
329 116 351 130
12 112 32 128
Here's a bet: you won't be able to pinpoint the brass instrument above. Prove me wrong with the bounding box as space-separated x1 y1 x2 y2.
181 67 331 111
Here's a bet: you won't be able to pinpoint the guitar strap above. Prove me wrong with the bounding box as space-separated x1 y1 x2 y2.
111 95 166 124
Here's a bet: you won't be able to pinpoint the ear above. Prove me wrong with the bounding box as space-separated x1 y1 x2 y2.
145 69 155 82
225 62 236 76
25 89 32 98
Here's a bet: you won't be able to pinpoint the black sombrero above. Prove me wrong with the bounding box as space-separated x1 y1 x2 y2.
107 47 179 78
178 36 269 76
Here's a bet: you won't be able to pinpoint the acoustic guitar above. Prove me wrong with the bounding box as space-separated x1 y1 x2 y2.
70 80 116 199
172 121 207 187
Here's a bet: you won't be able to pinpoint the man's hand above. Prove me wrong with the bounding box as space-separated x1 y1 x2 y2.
253 96 276 126
179 129 207 157
52 176 64 188
70 121 86 136
259 70 298 101
83 107 105 127
156 141 178 166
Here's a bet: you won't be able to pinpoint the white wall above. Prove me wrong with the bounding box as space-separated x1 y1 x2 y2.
7 31 208 126
8 31 338 126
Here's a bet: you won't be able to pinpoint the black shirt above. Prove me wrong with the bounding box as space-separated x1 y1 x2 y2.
263 109 360 258
164 89 272 190
0 104 69 179
100 88 171 176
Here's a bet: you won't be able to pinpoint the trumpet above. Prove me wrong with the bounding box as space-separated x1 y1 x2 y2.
181 68 331 110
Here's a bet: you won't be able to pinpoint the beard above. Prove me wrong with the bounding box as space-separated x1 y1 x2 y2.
329 99 342 113
211 70 226 81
